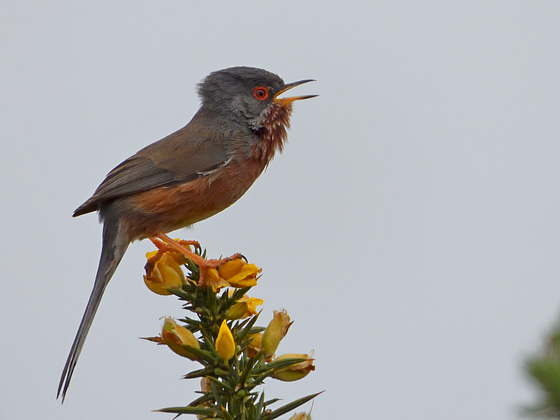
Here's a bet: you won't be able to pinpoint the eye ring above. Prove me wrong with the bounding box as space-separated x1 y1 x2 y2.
253 86 269 101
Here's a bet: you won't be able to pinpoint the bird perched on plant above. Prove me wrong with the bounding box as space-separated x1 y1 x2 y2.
58 66 316 400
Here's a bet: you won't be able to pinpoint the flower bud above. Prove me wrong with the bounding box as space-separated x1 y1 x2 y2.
161 317 200 360
227 296 264 320
261 310 292 359
144 251 185 295
218 259 261 288
216 320 236 361
271 353 315 382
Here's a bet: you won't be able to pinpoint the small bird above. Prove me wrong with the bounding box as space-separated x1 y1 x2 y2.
58 66 316 400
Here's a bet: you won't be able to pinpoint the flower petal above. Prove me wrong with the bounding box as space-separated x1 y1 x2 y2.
215 320 236 361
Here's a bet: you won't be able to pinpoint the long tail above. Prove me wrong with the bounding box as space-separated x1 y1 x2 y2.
57 215 129 401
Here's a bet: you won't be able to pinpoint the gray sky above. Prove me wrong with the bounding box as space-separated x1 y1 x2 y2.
2 1 560 419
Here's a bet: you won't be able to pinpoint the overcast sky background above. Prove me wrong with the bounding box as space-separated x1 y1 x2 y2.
2 1 560 419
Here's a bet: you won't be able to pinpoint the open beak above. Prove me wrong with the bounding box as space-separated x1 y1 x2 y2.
274 79 318 106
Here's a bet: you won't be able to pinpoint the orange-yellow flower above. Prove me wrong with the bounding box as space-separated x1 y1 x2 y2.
215 320 235 361
160 317 200 360
290 412 312 420
144 251 186 295
218 259 261 288
261 310 292 358
271 353 315 382
227 295 264 320
205 267 230 292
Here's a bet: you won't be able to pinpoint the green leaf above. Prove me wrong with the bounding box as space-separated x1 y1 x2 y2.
255 392 267 414
252 357 308 383
156 406 221 416
183 366 215 379
169 288 191 300
263 357 308 370
208 374 235 392
181 345 214 364
236 314 261 343
263 398 280 406
230 287 252 301
187 394 214 407
526 359 560 407
263 391 323 420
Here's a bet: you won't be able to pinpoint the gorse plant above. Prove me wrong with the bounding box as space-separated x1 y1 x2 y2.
143 238 319 419
523 315 560 419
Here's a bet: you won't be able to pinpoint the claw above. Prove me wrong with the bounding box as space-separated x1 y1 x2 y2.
152 233 242 287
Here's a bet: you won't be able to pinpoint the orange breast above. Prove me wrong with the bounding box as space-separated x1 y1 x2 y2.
121 158 267 240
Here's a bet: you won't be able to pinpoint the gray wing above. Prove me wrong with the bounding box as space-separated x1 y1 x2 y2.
74 120 234 216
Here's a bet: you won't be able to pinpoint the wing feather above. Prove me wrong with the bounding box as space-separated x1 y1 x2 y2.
74 114 237 216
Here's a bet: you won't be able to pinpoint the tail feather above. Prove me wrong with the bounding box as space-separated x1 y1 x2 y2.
58 216 129 401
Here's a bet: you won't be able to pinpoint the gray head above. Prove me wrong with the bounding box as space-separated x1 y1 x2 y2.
197 66 316 128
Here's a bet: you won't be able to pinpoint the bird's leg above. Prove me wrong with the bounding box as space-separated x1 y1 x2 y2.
151 233 211 266
151 233 242 286
176 239 201 250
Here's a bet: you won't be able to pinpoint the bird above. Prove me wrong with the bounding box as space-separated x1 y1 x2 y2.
57 66 316 401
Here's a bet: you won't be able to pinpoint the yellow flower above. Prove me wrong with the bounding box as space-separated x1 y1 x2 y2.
218 259 261 288
227 296 264 320
216 320 235 361
205 267 230 292
160 317 200 360
271 353 315 382
261 310 292 358
144 250 186 295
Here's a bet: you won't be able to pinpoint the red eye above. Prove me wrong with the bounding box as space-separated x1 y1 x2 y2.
253 86 269 100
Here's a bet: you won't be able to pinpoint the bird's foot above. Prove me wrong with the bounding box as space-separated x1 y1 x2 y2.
150 233 242 287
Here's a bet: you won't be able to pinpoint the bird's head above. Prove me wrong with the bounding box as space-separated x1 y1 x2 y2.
197 66 316 130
